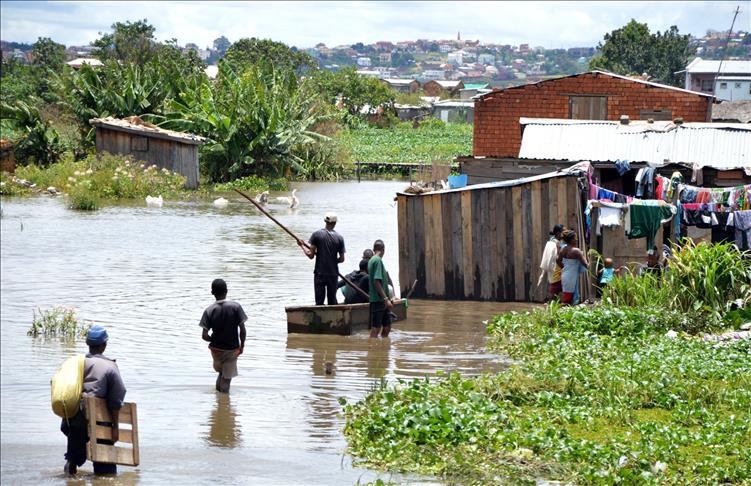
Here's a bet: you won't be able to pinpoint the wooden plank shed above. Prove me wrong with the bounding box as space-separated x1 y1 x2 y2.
396 171 586 302
90 117 206 189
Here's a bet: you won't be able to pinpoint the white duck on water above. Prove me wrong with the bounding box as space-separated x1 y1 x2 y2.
145 195 163 207
274 189 299 208
254 191 269 205
213 197 229 208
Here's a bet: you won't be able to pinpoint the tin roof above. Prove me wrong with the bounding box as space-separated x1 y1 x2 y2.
684 58 751 75
426 80 463 88
89 116 207 145
476 71 713 100
518 118 751 170
382 78 419 85
66 57 103 68
397 168 581 196
432 100 475 108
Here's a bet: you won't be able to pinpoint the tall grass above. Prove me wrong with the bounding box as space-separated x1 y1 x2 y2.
13 152 187 210
27 306 89 338
603 241 751 325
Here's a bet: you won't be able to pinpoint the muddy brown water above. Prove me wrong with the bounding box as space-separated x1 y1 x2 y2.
1 181 533 485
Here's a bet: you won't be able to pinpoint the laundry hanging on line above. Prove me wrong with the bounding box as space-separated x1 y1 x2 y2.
626 200 677 251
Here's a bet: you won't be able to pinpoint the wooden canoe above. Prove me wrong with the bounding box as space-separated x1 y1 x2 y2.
286 299 408 335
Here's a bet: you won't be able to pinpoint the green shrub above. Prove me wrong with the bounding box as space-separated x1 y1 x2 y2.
603 240 751 325
292 139 352 180
212 175 289 193
417 117 446 129
67 179 99 210
1 99 70 167
13 152 187 208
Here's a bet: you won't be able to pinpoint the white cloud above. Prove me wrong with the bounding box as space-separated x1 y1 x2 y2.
1 1 747 49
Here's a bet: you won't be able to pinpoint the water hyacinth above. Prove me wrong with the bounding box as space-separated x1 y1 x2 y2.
344 307 751 484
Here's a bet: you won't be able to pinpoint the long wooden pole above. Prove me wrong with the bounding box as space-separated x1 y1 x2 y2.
233 189 370 300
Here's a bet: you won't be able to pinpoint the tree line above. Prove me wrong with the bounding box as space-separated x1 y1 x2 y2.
1 20 395 182
1 18 698 182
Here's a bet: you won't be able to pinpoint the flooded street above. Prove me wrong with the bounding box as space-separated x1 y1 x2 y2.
1 181 531 485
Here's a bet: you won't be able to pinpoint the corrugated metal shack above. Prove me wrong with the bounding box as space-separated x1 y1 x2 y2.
462 119 751 186
89 117 206 189
518 119 751 177
396 170 586 302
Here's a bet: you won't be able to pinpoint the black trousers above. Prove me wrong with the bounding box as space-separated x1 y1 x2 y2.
314 274 338 305
61 409 117 474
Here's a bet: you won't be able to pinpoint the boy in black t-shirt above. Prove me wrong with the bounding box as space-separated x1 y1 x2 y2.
200 279 248 393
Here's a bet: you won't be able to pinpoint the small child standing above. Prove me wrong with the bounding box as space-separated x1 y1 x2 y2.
598 258 616 288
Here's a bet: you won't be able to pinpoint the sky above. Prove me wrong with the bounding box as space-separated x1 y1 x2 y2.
0 1 748 49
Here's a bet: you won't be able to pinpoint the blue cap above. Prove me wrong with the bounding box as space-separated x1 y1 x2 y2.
86 325 109 346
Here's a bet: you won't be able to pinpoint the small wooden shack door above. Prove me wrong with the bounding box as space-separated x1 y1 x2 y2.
85 396 140 466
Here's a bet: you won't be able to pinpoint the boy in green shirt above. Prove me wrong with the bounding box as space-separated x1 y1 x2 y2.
368 239 394 338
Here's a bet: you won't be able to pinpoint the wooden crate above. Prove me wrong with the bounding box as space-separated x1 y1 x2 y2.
85 396 140 466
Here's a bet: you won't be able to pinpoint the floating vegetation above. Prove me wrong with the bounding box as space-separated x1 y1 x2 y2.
335 121 472 165
27 306 90 338
343 306 751 484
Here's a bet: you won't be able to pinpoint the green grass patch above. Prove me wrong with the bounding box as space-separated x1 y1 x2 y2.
210 174 289 194
335 120 472 165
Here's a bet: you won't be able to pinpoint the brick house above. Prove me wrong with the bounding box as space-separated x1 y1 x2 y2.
473 71 713 158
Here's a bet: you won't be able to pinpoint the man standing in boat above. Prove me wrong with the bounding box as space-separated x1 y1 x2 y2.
368 239 394 338
200 279 247 393
299 212 346 305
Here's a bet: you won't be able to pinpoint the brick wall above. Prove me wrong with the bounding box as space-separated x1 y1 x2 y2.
473 72 712 158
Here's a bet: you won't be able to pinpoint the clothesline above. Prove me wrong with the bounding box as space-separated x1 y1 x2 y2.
654 174 750 209
584 163 750 250
585 191 677 250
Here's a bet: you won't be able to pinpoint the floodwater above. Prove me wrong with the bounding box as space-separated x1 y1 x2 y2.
0 181 532 485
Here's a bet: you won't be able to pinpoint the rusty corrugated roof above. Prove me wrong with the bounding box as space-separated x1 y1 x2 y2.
89 117 206 145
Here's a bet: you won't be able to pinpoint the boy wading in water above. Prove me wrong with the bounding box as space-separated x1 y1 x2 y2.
368 239 394 338
200 279 247 393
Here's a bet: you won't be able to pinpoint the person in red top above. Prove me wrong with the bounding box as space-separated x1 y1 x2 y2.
200 279 247 394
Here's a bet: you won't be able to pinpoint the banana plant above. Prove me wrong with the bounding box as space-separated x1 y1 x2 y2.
156 61 329 182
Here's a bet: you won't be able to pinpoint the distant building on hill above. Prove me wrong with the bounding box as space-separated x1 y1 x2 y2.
680 58 751 100
380 78 420 93
423 79 464 97
66 58 103 69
